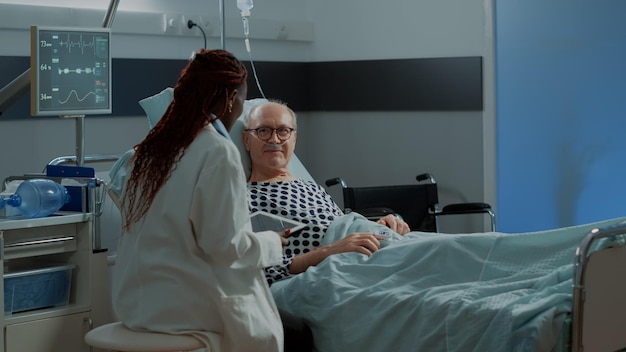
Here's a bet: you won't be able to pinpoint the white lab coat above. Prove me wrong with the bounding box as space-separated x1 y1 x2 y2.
112 123 284 352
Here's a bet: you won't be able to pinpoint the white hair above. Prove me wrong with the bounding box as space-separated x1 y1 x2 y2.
244 99 297 129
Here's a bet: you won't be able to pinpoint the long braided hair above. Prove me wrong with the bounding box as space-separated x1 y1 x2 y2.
123 49 248 231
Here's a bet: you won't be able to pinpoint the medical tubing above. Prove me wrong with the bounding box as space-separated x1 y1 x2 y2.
247 46 266 99
243 21 267 99
242 16 250 37
242 29 266 98
236 0 265 99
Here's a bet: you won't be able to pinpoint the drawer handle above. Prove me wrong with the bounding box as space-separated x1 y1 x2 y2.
4 236 75 248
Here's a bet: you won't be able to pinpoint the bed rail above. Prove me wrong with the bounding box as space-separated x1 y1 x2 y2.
46 154 123 168
572 220 626 352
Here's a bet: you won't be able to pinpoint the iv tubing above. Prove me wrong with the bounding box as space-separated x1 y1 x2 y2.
245 36 266 99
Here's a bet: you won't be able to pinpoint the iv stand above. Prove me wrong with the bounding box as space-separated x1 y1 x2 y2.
219 0 226 50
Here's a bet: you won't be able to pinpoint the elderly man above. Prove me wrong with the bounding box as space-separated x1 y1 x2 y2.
243 100 410 286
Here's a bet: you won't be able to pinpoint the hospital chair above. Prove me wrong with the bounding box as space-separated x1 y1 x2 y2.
84 322 205 352
326 173 496 232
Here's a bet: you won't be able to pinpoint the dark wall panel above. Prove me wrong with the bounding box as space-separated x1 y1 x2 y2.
308 57 483 111
243 61 311 111
0 55 482 120
112 58 186 117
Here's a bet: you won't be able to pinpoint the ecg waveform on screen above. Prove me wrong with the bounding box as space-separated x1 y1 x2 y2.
58 67 96 75
57 90 98 105
55 33 96 55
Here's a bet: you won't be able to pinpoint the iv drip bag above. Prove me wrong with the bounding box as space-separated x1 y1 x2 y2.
237 0 253 17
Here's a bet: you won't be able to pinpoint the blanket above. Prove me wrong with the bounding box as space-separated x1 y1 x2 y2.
271 213 626 352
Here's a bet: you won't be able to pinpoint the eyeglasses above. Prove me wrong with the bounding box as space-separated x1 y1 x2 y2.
244 127 295 141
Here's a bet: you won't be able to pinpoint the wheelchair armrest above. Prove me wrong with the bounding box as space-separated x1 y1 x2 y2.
439 202 493 215
436 202 496 231
325 177 347 188
416 173 436 184
353 207 399 221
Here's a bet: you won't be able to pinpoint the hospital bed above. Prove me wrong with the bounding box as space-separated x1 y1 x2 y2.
271 215 626 352
88 92 626 352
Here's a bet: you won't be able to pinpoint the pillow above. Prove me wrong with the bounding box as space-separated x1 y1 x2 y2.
231 98 267 179
139 87 174 129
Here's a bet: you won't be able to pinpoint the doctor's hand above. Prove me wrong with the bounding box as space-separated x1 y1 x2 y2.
376 214 410 235
276 229 292 247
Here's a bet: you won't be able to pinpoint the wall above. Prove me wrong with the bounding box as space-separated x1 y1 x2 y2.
0 0 312 61
300 0 495 233
0 0 493 233
496 0 626 232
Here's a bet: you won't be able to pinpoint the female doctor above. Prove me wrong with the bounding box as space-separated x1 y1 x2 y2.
111 49 288 352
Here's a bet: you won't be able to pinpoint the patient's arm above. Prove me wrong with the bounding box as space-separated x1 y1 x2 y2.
288 232 381 274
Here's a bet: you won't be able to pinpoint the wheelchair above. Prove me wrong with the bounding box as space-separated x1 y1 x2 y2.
325 173 496 232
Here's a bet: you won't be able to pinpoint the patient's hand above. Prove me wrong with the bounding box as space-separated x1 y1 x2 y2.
288 233 381 275
325 233 381 257
376 214 410 235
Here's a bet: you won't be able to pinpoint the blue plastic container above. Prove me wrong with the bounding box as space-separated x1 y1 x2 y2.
4 263 74 315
